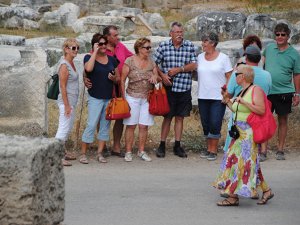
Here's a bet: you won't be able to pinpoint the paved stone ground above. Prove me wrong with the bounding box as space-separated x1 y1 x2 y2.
63 151 300 225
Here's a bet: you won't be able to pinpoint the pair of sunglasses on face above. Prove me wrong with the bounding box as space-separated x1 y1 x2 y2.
68 46 79 51
275 33 287 37
98 41 108 46
142 46 152 50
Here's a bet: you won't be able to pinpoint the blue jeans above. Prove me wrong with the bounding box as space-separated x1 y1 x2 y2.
198 99 226 139
82 95 110 143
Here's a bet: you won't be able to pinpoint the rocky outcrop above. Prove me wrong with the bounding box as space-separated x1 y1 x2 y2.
39 2 80 31
0 134 65 225
196 11 247 41
243 14 277 39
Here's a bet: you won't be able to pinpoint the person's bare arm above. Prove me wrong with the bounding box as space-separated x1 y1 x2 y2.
59 64 72 117
293 74 300 106
121 64 130 98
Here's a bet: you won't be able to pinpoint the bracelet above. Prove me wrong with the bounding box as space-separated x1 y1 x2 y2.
181 66 185 72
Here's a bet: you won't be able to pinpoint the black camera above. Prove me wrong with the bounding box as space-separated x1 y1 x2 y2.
229 125 240 139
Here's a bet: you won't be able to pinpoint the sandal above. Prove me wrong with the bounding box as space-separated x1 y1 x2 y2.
217 197 239 206
65 152 77 160
97 154 107 163
257 189 274 205
251 193 260 200
62 159 72 166
79 154 89 164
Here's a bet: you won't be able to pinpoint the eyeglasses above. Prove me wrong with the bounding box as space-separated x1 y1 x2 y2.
235 72 243 77
236 62 246 67
98 41 107 46
142 46 152 50
68 46 79 51
275 33 287 37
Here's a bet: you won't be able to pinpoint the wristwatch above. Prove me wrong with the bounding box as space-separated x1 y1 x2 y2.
294 93 300 97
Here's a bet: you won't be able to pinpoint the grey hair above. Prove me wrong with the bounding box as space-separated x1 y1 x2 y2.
201 32 219 47
170 21 183 32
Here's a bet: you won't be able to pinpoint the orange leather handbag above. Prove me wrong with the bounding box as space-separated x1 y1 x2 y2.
148 83 170 116
106 85 131 120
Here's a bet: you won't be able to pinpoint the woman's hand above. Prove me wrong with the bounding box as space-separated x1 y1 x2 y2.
64 105 72 117
108 72 115 81
161 73 172 86
93 43 99 53
148 75 158 84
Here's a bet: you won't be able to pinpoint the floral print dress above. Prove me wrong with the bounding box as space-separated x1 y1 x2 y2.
213 87 269 198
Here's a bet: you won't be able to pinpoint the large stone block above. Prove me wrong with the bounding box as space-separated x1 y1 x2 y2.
0 45 50 136
0 134 64 225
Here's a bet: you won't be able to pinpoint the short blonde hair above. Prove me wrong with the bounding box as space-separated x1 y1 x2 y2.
237 65 254 83
134 37 151 54
62 38 79 56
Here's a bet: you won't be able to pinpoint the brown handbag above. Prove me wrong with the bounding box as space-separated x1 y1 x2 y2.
105 84 131 120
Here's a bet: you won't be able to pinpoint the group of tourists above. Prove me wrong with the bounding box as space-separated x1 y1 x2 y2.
53 22 300 207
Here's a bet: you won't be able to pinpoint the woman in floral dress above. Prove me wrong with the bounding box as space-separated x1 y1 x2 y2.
214 65 274 206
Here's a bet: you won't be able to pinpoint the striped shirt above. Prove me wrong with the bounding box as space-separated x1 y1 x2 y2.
153 39 197 92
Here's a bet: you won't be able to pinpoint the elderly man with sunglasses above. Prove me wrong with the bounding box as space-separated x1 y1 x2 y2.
263 23 300 160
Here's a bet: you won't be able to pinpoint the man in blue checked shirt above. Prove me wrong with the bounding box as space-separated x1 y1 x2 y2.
153 21 197 158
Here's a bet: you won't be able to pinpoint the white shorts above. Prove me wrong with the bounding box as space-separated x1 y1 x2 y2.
123 95 154 126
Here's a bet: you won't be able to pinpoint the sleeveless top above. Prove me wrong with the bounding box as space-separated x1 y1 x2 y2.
125 56 155 99
232 86 254 122
57 58 79 106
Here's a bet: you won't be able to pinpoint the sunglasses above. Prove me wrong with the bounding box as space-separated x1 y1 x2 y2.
142 46 152 50
275 33 287 37
235 72 243 77
68 46 79 51
236 62 246 67
98 41 108 46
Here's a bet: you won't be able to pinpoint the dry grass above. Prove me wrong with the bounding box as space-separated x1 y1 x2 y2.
0 27 77 39
48 100 300 154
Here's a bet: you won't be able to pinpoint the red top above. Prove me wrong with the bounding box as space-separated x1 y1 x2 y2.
106 42 133 73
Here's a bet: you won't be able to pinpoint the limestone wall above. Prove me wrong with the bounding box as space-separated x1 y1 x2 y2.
0 45 50 136
0 134 64 225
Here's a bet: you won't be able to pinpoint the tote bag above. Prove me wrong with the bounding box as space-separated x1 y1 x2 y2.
247 86 277 143
148 83 170 116
105 84 131 120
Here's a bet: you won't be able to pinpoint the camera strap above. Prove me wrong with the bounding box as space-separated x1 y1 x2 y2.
232 83 253 124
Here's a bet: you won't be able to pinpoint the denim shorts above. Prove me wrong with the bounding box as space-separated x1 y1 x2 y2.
198 99 226 139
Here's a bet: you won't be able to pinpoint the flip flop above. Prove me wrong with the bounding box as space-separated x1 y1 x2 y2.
257 189 274 205
217 197 239 206
65 152 77 160
62 159 72 166
79 154 89 164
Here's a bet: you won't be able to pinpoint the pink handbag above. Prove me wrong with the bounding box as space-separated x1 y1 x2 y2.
247 86 277 143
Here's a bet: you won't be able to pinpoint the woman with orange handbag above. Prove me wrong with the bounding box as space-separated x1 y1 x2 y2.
120 37 160 162
79 33 120 164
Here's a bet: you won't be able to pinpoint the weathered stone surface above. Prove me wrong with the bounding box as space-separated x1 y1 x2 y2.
23 18 40 30
0 5 40 28
0 34 25 46
0 45 50 136
243 14 277 39
142 12 166 29
39 10 63 31
72 15 135 36
0 134 64 225
57 2 80 27
184 17 198 41
104 7 142 17
196 11 247 41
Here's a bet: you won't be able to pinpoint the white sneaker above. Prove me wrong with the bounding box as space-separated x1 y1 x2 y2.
124 152 133 162
138 151 152 162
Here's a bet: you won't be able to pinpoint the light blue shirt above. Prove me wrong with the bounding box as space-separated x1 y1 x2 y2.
227 66 272 97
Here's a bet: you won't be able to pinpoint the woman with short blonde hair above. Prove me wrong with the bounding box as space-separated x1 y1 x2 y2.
55 38 80 166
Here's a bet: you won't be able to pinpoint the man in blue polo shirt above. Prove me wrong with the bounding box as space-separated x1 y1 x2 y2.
263 23 300 160
153 22 197 158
